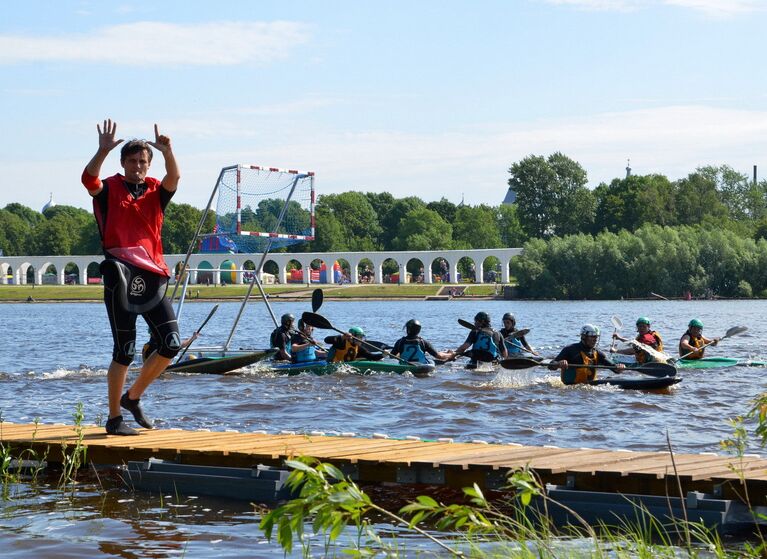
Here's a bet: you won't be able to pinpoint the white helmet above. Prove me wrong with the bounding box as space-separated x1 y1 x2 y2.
580 324 600 337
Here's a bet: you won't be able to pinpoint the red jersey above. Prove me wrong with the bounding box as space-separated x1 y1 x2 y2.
92 173 170 277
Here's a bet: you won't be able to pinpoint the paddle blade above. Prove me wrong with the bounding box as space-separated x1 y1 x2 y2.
629 362 677 378
611 316 623 330
311 289 324 312
301 311 333 330
723 325 748 339
499 357 548 370
506 328 530 340
458 318 475 330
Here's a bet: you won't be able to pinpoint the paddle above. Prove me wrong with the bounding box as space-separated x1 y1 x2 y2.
673 325 749 362
434 349 496 365
498 357 677 378
173 304 220 364
311 288 323 312
301 312 418 368
610 315 622 353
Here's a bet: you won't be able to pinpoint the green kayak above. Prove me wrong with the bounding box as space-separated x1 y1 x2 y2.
675 357 740 369
264 359 435 378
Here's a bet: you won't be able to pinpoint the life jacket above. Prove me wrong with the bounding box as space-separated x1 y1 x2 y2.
270 327 292 358
680 331 705 359
634 331 663 364
398 337 428 364
93 174 169 276
473 329 500 358
293 344 317 363
501 328 525 355
328 339 359 362
562 349 598 385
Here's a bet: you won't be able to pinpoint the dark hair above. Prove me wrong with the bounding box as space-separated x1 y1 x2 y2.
120 139 153 164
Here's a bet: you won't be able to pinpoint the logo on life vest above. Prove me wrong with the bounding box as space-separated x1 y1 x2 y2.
130 275 146 296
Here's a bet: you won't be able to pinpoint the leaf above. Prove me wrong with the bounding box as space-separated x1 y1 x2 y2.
415 495 438 507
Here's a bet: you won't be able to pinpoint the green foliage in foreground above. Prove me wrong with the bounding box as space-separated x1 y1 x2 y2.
512 224 767 299
261 394 767 557
260 457 744 558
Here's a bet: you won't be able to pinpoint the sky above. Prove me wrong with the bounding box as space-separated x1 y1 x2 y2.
2 0 767 212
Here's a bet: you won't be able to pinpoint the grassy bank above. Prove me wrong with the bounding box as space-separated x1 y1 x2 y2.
0 283 503 302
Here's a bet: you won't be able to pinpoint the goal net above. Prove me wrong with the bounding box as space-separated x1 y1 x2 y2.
205 165 315 253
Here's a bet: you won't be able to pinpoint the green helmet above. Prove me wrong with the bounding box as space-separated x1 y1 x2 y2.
580 324 600 337
636 317 651 326
688 319 703 329
349 326 365 338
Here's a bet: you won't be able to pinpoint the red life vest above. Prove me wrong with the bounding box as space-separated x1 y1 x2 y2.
93 174 169 277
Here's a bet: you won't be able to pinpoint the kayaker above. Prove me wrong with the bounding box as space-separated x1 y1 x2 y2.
270 313 295 361
549 324 625 385
611 317 664 363
82 119 181 436
453 311 507 368
325 327 382 362
499 313 538 357
290 318 327 363
390 319 454 364
679 319 719 359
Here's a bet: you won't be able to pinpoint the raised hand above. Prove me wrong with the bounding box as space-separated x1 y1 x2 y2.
97 119 123 152
148 123 172 155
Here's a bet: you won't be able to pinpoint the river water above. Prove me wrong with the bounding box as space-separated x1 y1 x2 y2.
0 298 764 557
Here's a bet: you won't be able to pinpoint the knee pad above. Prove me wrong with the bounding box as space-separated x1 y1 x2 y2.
156 330 182 358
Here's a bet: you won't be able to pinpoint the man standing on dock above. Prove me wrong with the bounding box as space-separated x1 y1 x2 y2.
81 119 181 436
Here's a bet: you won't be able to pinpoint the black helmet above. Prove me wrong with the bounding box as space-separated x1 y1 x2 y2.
281 313 295 327
474 311 490 326
502 312 515 324
405 319 421 337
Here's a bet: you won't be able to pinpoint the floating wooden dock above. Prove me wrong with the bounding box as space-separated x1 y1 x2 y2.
2 422 766 504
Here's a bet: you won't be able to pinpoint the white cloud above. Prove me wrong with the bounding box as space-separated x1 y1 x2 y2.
5 104 767 211
542 0 765 16
541 0 643 11
0 21 310 65
664 0 765 17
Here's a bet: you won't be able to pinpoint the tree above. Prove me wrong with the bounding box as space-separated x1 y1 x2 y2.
497 204 526 247
314 192 381 251
30 215 73 255
673 172 729 226
0 209 31 255
508 152 593 238
426 198 458 225
163 203 206 254
593 174 676 233
392 208 452 251
378 197 426 250
3 203 44 227
452 205 502 249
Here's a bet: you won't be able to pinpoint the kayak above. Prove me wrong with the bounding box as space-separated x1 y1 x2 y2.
264 359 435 377
676 357 740 369
614 355 747 370
589 377 681 390
165 350 274 374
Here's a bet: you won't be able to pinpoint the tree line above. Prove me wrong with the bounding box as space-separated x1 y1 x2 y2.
2 152 767 298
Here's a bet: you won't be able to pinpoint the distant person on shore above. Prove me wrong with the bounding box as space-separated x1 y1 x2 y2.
549 325 624 385
453 311 507 368
82 119 181 436
679 319 719 359
290 318 327 362
611 317 664 363
270 313 295 361
390 319 453 364
499 313 538 357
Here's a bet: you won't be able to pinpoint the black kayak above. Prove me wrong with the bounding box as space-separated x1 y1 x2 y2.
589 376 681 391
164 350 275 375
